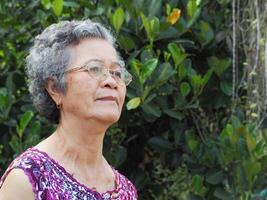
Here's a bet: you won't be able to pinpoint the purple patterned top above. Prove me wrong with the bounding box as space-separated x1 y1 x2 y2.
0 148 138 200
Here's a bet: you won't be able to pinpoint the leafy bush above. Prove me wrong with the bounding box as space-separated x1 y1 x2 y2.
0 0 266 199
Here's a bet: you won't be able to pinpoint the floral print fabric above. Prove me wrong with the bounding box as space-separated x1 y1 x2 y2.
0 148 138 200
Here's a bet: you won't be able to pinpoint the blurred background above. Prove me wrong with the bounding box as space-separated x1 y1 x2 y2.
0 0 267 199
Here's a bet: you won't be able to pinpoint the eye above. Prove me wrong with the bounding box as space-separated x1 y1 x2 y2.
110 63 123 77
112 70 122 78
88 65 103 75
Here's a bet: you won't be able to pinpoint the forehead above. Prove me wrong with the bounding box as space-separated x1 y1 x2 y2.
68 38 118 67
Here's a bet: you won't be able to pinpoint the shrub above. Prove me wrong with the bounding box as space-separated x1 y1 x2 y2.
0 0 266 199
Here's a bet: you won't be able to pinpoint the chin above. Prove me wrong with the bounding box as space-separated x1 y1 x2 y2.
98 116 120 125
96 111 121 124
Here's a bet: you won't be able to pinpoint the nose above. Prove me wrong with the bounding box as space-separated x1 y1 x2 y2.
101 72 118 89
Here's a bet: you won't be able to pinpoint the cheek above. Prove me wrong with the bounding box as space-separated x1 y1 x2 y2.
119 87 126 106
65 75 96 109
69 103 81 113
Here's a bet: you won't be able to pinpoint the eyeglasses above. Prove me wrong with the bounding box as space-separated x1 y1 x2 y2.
65 59 132 86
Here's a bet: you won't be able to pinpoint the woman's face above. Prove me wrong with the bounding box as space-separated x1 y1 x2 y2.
61 38 126 124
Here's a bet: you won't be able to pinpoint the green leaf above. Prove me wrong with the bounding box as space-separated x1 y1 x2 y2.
141 13 151 39
163 109 184 120
0 88 8 111
64 1 80 8
157 26 180 40
192 175 207 195
178 63 188 81
41 0 51 9
52 0 64 16
196 20 214 46
140 49 154 62
231 115 242 130
186 8 201 28
6 73 15 94
140 13 159 44
206 170 223 185
150 17 160 35
126 97 141 110
166 3 171 15
9 135 21 154
167 43 187 67
141 103 161 118
207 56 231 77
29 121 41 137
246 132 257 152
190 75 203 94
187 138 198 152
221 124 231 139
214 187 232 200
18 111 34 138
221 124 239 145
187 0 198 18
109 146 127 168
140 58 158 84
130 59 142 76
175 93 187 109
154 63 176 87
220 81 232 96
24 121 41 147
203 69 213 85
254 140 266 158
118 35 135 51
0 50 4 57
148 136 174 152
244 160 261 184
189 69 212 96
144 93 157 104
180 82 191 97
146 0 162 18
111 7 125 33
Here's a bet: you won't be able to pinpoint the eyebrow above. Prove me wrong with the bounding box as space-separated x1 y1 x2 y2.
84 58 125 68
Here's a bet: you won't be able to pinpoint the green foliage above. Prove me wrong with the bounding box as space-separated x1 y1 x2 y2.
52 0 64 16
150 161 192 200
110 7 125 33
183 118 267 199
0 0 266 199
104 123 127 168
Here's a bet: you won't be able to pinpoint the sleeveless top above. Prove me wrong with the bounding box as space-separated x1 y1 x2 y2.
0 148 138 200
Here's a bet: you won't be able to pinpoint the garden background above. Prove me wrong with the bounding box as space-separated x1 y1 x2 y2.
0 0 267 199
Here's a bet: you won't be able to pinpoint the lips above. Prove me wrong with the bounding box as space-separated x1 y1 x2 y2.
96 96 118 105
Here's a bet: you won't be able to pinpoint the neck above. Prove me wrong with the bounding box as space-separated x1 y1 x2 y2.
51 115 110 169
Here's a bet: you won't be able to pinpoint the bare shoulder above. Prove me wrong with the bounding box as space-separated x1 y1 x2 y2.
0 168 34 200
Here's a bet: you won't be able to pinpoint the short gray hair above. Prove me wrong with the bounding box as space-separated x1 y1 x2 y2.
26 19 117 123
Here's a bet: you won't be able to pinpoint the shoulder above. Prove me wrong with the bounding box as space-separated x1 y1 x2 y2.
0 168 35 199
1 148 46 182
116 170 138 199
0 148 47 199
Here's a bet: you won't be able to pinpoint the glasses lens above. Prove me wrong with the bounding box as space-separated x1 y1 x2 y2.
123 70 132 86
87 63 104 77
86 61 132 86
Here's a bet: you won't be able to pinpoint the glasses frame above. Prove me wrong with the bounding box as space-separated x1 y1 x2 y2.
65 59 132 86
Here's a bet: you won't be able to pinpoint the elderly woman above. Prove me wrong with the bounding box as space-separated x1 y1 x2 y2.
0 19 137 199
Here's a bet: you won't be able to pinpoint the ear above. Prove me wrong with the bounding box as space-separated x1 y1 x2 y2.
45 77 63 105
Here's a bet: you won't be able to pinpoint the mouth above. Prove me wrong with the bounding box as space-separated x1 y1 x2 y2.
96 96 118 105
